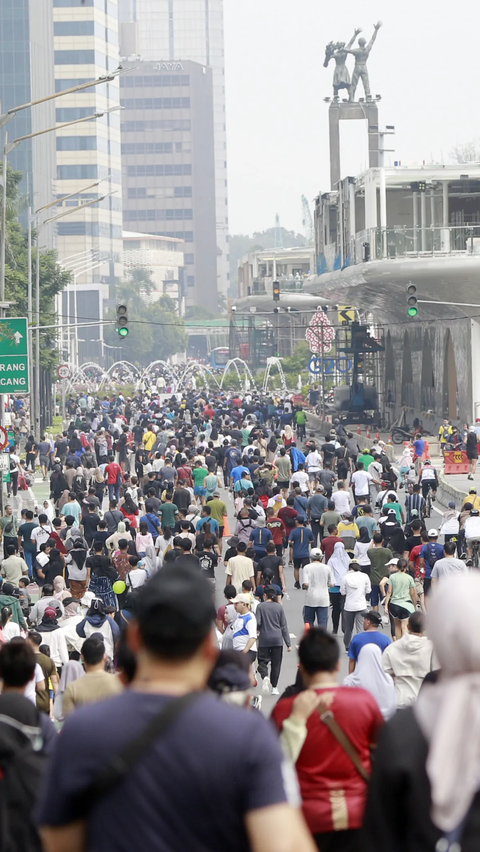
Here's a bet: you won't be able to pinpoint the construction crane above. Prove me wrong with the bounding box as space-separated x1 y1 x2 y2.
301 195 314 244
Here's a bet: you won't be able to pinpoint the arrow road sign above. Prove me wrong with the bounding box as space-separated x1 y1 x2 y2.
0 319 29 393
338 305 356 324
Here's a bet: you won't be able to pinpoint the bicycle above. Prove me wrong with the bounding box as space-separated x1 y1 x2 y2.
424 488 432 519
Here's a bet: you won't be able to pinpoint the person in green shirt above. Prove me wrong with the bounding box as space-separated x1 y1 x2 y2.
357 450 375 469
158 497 179 531
241 426 251 447
385 559 416 639
368 532 394 611
192 462 209 506
383 493 404 525
320 505 342 535
203 472 220 501
206 493 228 538
274 449 292 495
294 408 307 440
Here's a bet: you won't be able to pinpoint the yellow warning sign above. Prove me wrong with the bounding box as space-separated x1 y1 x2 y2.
338 306 356 324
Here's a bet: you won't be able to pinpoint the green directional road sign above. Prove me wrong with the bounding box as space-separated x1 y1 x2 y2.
0 318 29 393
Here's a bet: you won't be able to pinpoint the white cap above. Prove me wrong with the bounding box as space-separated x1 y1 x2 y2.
310 548 322 559
385 558 398 566
428 529 439 537
231 593 251 605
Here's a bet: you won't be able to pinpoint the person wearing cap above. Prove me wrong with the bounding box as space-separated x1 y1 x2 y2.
228 593 258 662
439 501 460 546
418 458 438 503
463 509 480 559
438 417 453 455
462 488 480 512
347 610 391 673
40 567 314 852
340 561 371 651
257 587 291 696
302 548 335 629
418 530 446 597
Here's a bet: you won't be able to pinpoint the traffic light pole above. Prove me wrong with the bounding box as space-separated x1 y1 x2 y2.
417 299 480 308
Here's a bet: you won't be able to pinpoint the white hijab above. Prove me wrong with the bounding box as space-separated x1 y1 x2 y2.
327 541 350 585
415 572 480 833
343 643 397 720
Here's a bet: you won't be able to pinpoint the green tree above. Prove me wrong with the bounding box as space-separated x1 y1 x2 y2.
281 341 311 375
104 291 187 366
2 167 71 370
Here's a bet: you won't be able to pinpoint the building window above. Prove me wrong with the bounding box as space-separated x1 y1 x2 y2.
120 98 190 110
174 187 192 197
53 0 95 5
57 136 97 151
184 254 194 264
121 120 191 132
126 164 192 177
123 209 193 221
121 142 173 154
54 21 95 35
54 50 105 65
121 75 190 88
55 79 91 92
57 165 99 179
56 107 96 121
57 222 122 238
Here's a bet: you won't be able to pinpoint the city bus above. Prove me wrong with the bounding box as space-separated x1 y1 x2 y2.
210 347 229 369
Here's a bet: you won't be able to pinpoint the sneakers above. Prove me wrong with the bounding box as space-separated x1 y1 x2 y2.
262 676 271 696
294 581 301 589
271 687 280 696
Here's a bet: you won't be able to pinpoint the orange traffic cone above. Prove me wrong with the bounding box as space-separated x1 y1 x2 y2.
366 427 371 440
356 424 361 436
223 516 231 537
388 434 393 446
375 431 380 441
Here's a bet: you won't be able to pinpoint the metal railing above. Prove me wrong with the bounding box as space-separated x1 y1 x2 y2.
249 275 306 296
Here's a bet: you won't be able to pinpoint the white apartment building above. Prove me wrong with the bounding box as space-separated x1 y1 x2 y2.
123 230 184 307
119 0 229 299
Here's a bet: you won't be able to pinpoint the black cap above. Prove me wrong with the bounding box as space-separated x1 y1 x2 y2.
364 611 382 626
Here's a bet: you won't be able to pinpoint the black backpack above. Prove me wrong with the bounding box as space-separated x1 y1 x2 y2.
0 711 46 852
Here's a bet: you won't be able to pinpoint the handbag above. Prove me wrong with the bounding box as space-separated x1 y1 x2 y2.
317 701 370 782
72 692 201 818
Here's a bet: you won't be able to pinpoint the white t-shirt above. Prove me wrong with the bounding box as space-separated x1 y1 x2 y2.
420 467 437 481
2 622 20 642
30 524 53 549
332 490 352 514
303 562 334 607
24 663 45 704
128 568 148 588
351 470 373 496
464 517 480 540
305 452 322 473
231 611 257 652
340 571 371 611
290 470 309 493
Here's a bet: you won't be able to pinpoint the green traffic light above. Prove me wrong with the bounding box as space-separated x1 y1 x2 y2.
116 326 129 337
408 306 418 317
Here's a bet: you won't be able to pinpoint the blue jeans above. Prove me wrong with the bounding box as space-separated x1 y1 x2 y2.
108 484 120 502
304 605 329 628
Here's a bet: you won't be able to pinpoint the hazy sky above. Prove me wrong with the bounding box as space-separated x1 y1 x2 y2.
224 0 480 236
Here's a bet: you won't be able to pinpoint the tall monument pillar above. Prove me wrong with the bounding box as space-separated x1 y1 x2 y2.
329 100 380 190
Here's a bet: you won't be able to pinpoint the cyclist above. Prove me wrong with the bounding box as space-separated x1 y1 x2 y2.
418 459 438 508
463 508 480 561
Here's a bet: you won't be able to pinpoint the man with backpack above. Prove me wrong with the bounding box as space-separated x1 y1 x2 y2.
418 529 445 597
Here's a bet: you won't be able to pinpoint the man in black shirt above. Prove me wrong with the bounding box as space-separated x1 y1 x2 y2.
196 537 218 589
404 519 424 557
82 504 100 547
256 542 285 590
321 436 336 467
173 482 191 512
177 540 200 569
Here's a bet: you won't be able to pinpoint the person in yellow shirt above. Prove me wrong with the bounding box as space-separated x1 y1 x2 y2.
438 419 453 455
337 515 360 555
142 425 157 454
463 488 480 512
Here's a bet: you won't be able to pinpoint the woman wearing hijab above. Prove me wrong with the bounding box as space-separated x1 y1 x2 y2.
53 660 84 722
282 425 294 448
93 466 105 504
327 541 350 635
120 493 139 532
36 606 69 669
87 543 118 608
343 643 396 720
266 434 278 464
354 527 373 569
142 545 159 578
106 520 133 554
65 539 90 601
399 446 413 488
363 572 480 852
53 576 70 602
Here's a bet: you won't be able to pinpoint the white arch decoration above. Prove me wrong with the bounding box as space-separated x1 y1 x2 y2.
177 361 220 391
219 358 257 393
262 357 288 396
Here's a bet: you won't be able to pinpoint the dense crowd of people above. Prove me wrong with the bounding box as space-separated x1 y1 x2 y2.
0 387 476 852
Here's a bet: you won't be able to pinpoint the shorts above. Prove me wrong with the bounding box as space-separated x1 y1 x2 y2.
40 454 49 467
277 480 289 490
308 472 320 481
194 486 206 496
370 584 381 607
466 539 480 547
293 557 310 570
389 602 411 620
415 579 424 596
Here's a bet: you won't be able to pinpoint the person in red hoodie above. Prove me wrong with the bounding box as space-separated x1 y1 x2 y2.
105 456 123 502
272 628 383 851
266 507 286 557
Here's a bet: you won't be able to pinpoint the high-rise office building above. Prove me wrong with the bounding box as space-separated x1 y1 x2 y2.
0 0 56 244
53 0 124 362
120 59 217 306
119 0 229 300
